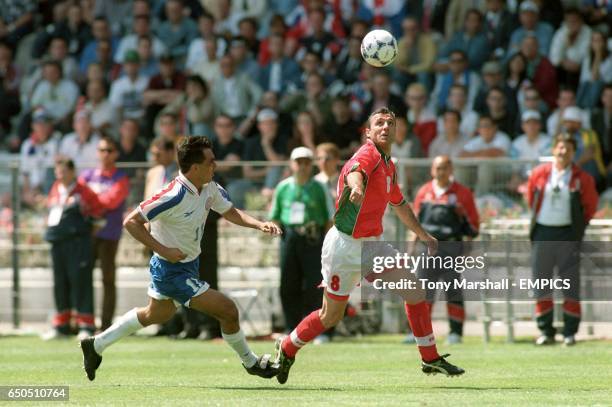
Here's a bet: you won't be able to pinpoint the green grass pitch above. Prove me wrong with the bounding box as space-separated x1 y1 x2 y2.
1 335 611 406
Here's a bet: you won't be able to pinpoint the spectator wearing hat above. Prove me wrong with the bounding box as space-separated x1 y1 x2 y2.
526 133 598 347
511 110 550 160
19 108 61 206
236 108 288 207
508 1 554 57
562 106 606 189
80 136 130 330
43 159 105 340
59 110 101 171
549 8 592 90
546 87 592 137
257 33 301 96
155 0 199 61
109 49 149 122
270 146 334 332
211 54 262 129
518 34 558 110
114 14 167 64
143 53 186 139
29 59 80 130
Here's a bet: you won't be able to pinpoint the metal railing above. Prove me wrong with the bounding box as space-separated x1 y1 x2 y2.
1 157 611 332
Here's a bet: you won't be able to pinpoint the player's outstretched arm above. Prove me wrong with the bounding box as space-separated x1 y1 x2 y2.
123 208 187 262
392 203 438 255
222 207 282 235
346 171 365 205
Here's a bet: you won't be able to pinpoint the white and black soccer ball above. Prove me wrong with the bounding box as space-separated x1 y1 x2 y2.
360 29 398 67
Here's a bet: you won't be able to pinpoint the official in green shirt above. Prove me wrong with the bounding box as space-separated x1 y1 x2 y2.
270 147 335 331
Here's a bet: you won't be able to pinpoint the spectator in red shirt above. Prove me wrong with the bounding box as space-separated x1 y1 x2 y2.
405 83 437 155
520 34 559 110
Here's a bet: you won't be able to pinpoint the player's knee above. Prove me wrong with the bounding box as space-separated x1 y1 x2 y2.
221 301 239 324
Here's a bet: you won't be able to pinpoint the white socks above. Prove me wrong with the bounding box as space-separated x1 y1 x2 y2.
222 329 258 368
93 308 143 354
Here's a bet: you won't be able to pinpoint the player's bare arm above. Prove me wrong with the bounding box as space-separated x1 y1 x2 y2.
346 171 365 204
392 203 438 255
123 208 187 263
222 207 282 235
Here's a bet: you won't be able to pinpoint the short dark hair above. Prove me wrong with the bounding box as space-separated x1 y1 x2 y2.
478 114 496 126
177 136 212 174
443 109 462 122
55 158 75 171
152 137 175 151
553 133 577 151
366 107 396 128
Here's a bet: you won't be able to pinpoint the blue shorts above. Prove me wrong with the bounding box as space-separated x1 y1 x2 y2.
148 256 210 307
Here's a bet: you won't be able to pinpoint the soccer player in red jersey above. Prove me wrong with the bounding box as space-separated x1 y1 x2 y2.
274 108 465 383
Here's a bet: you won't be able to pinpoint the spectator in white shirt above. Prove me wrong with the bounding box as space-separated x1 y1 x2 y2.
549 8 592 89
190 38 221 84
109 50 149 121
185 14 226 71
59 110 101 171
460 115 511 158
20 108 61 205
82 79 116 135
511 110 550 160
30 59 80 128
114 15 167 64
547 87 591 137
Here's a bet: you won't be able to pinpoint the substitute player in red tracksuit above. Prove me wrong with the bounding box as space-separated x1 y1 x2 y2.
526 133 598 346
274 108 465 384
44 159 105 339
413 156 479 344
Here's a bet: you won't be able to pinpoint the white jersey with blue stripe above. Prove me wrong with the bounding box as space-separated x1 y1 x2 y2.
138 174 233 262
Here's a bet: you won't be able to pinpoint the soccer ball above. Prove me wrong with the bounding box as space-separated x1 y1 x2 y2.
360 29 398 67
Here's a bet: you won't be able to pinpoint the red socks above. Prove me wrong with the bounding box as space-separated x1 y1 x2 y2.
405 301 440 362
281 310 325 358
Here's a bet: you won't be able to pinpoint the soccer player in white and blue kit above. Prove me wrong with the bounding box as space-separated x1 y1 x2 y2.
80 136 282 381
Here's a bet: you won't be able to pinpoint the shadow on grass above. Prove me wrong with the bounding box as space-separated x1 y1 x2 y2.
104 384 345 391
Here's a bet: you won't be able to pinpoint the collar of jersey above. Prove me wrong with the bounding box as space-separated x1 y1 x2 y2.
176 173 199 195
368 139 391 165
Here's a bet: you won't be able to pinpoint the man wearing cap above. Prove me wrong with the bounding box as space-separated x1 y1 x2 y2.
19 108 61 206
473 61 516 117
508 0 554 57
109 49 149 122
511 110 550 160
561 106 606 189
526 133 598 346
240 108 288 205
59 110 101 170
270 146 334 332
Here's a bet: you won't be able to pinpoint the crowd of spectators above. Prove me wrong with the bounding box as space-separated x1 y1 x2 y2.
2 0 611 207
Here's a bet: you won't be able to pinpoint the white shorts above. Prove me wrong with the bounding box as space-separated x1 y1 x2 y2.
320 226 383 298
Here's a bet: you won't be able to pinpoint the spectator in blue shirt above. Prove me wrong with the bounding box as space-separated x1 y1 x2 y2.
438 9 491 72
507 1 554 59
155 0 199 61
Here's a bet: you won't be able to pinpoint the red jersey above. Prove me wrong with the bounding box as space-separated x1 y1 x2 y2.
413 180 479 240
334 140 405 238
